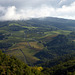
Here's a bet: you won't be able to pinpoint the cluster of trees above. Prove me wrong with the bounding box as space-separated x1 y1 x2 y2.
0 50 75 75
35 35 75 59
0 33 5 40
0 50 44 75
8 25 27 31
0 43 12 49
35 34 75 67
68 32 75 40
42 59 75 75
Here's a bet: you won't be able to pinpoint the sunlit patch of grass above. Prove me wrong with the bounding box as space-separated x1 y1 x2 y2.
29 42 44 50
0 30 8 33
7 41 42 63
22 26 38 29
44 30 71 36
9 23 20 26
73 40 75 42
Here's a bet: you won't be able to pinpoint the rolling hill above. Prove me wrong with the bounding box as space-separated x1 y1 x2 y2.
0 17 75 66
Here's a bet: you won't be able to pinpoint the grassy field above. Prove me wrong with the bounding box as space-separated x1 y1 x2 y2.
5 29 71 64
44 30 71 36
0 22 72 65
6 41 44 64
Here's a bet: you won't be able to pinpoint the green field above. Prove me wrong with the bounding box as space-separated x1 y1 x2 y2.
0 19 74 65
2 29 71 64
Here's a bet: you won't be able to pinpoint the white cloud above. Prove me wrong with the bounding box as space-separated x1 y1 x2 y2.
55 2 75 19
0 1 75 21
0 6 21 20
59 0 67 5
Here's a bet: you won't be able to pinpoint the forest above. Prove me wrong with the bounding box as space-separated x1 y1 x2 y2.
0 17 75 75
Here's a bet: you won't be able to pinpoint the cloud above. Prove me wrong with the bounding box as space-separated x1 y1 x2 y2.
55 2 75 19
0 0 74 8
59 0 67 5
0 6 21 20
0 1 75 20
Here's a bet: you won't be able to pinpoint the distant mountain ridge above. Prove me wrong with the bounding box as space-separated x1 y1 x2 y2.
0 17 75 31
29 17 75 30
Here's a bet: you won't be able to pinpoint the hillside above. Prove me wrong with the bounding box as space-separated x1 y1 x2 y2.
0 17 75 66
42 59 75 75
1 50 75 75
0 50 44 75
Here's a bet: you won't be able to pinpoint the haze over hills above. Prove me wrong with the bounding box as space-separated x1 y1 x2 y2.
1 17 75 30
0 17 75 75
29 17 75 30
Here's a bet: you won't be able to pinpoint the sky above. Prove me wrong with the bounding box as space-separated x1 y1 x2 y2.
0 0 75 21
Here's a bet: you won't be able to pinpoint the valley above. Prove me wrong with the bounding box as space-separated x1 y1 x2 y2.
0 17 75 75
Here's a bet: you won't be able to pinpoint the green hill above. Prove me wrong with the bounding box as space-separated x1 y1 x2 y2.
0 50 44 75
1 50 75 75
0 17 75 67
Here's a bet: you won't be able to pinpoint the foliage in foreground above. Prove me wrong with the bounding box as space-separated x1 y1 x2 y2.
42 59 75 75
1 50 75 75
0 50 43 75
